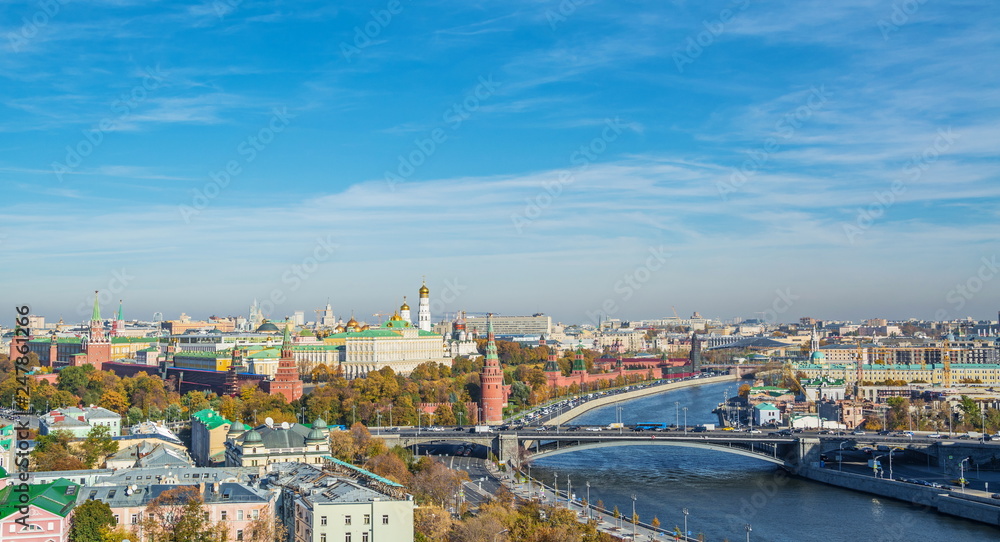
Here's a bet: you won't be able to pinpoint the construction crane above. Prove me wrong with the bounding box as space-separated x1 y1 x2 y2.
671 306 680 320
372 312 393 325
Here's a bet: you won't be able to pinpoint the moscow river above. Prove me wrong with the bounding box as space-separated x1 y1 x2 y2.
529 381 1000 542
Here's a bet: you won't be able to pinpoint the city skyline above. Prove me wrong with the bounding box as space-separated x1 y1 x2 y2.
2 2 998 323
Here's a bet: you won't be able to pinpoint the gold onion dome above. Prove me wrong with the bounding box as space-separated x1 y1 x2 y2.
419 282 429 296
389 311 403 321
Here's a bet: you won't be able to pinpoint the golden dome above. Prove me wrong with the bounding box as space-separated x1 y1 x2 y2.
389 311 403 321
361 324 370 330
419 282 429 297
400 296 410 311
334 325 345 333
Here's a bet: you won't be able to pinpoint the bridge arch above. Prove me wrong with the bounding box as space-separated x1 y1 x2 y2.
527 440 792 467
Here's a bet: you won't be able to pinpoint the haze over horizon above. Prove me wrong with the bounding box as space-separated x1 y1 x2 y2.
2 1 998 325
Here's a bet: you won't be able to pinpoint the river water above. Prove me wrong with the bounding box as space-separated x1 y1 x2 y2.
529 381 1000 542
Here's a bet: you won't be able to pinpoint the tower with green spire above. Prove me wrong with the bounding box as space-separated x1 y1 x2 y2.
269 323 303 402
479 314 509 424
111 299 125 337
89 291 107 344
571 345 587 374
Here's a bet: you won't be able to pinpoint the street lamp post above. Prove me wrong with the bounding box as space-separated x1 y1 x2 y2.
745 523 752 542
554 473 558 505
631 494 637 540
568 476 572 511
418 411 422 435
872 455 884 478
586 481 591 520
675 401 680 428
838 441 847 472
683 407 688 435
960 458 969 493
376 413 382 436
352 404 356 426
682 507 689 540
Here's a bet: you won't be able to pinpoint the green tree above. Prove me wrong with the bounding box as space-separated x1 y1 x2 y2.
82 425 119 468
69 499 115 542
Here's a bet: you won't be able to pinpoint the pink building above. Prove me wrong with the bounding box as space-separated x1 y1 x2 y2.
0 476 79 542
85 481 273 540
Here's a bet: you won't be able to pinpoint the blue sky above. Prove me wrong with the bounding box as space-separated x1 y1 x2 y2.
2 0 999 326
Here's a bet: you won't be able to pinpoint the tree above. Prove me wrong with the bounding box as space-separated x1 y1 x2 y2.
415 504 454 542
98 390 130 418
242 507 286 542
68 499 115 542
31 430 86 471
139 486 227 542
81 425 119 468
127 406 144 426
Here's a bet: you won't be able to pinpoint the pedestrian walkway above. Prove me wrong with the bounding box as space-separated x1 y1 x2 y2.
485 461 698 541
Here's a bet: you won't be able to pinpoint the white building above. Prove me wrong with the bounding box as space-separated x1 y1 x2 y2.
40 406 122 437
268 462 414 542
753 403 781 426
225 419 331 473
464 314 552 337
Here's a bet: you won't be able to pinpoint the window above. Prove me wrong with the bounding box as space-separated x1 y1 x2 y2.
362 534 369 542
321 534 326 542
345 534 351 542
363 515 370 525
345 516 352 525
113 515 119 525
131 514 138 525
221 511 227 521
107 490 117 498
252 509 259 520
237 530 244 541
237 510 244 521
321 516 327 526
382 515 389 525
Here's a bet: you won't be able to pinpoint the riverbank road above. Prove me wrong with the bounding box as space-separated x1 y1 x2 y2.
486 461 697 541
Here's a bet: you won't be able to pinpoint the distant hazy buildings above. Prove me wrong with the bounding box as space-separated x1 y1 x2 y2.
464 314 551 337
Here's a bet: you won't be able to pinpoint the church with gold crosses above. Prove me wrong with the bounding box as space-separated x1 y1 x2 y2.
309 279 450 378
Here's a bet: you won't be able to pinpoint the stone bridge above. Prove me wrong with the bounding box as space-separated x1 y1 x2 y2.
384 431 1000 476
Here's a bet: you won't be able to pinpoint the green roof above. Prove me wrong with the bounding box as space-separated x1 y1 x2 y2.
28 337 83 344
173 350 232 358
110 337 157 344
248 348 280 359
0 478 79 519
191 409 232 430
754 403 779 411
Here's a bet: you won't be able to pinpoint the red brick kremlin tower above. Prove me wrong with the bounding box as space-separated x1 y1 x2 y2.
83 291 111 367
269 324 303 402
479 315 510 425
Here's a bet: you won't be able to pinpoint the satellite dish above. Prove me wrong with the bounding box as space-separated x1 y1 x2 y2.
131 485 138 492
265 417 274 427
281 422 290 430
